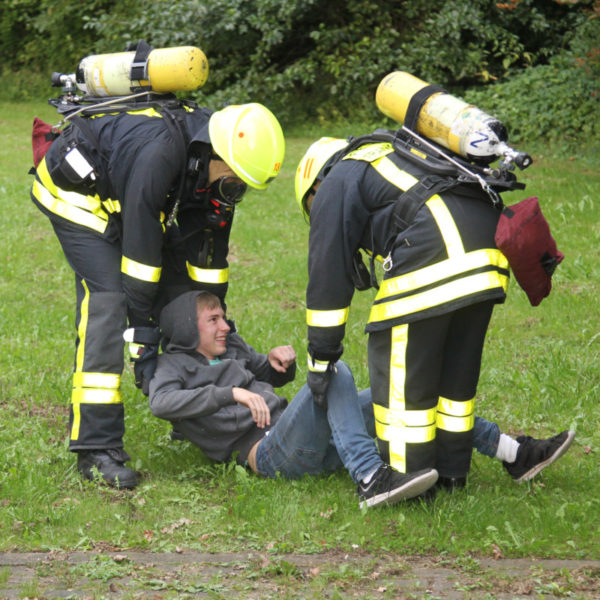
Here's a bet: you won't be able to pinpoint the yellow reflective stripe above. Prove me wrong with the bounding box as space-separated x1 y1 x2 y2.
376 249 507 299
75 280 90 374
389 449 406 472
186 262 229 284
306 307 349 328
72 280 90 441
375 420 436 443
369 270 508 324
90 107 163 119
102 198 121 213
126 107 162 118
72 372 121 389
371 155 419 191
32 182 109 236
37 158 108 215
437 412 475 433
307 358 329 373
373 403 436 427
426 195 464 257
389 324 408 410
343 142 394 163
437 397 475 432
387 324 408 472
122 256 161 282
71 388 122 405
437 396 475 417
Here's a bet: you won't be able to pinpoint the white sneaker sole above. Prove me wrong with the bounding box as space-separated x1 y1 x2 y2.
517 430 576 483
360 469 439 508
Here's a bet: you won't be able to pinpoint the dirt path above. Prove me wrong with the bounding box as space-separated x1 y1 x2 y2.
1 550 599 599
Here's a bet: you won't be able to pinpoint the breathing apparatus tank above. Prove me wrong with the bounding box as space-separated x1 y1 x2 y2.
73 45 209 97
376 71 531 169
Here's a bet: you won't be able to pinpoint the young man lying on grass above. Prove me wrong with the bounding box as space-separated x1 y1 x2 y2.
148 291 574 507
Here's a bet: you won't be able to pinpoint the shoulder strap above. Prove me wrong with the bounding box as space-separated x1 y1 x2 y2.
391 174 463 231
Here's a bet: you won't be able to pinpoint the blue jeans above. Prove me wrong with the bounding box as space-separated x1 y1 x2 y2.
472 415 500 458
255 362 502 481
255 361 383 483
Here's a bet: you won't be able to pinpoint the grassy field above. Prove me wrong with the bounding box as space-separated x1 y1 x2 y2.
0 101 599 595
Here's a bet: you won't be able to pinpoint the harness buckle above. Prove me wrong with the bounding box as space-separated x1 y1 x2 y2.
383 253 393 272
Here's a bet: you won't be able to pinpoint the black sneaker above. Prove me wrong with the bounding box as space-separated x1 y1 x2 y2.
77 448 138 489
503 430 575 483
358 464 438 508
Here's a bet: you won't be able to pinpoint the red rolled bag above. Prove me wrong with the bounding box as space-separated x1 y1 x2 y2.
495 196 564 306
32 117 60 168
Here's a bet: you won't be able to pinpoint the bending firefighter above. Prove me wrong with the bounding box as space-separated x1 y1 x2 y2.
30 100 285 489
296 134 514 488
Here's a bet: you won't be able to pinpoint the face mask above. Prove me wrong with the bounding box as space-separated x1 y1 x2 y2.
209 176 247 207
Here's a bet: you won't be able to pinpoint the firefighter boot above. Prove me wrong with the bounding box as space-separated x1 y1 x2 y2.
77 448 138 489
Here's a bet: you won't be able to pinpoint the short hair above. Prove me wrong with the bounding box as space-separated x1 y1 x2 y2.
196 291 222 313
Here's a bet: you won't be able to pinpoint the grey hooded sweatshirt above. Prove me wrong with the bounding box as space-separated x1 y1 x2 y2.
149 291 293 464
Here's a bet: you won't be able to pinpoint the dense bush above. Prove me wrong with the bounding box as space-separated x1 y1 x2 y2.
464 12 599 152
0 0 597 143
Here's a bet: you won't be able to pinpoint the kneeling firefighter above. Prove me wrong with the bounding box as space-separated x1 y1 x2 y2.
294 83 529 486
30 50 285 488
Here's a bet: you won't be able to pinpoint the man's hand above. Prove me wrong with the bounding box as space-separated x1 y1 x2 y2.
267 345 296 373
233 387 271 428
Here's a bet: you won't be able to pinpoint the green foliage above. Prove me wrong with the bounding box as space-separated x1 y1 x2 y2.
0 0 596 138
463 13 600 155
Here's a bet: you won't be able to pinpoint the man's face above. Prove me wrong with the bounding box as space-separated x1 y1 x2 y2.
196 303 231 359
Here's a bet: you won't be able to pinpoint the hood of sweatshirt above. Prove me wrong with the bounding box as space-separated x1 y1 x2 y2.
159 290 206 353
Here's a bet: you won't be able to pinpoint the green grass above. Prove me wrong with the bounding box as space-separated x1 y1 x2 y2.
1 102 599 562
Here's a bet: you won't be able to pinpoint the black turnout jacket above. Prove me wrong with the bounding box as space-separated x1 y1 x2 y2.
31 104 232 326
306 140 509 366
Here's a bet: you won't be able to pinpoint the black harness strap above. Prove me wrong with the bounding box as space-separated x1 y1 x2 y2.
403 84 445 130
129 40 154 90
391 174 462 231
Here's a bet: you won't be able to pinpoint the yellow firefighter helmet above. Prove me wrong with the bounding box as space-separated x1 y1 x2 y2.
208 103 285 190
295 137 348 218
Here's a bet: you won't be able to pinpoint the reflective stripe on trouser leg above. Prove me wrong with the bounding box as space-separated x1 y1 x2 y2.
435 396 475 478
435 301 494 477
69 283 127 450
368 325 436 474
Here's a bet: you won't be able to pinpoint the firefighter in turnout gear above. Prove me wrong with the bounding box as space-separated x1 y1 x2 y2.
295 132 513 488
30 100 285 488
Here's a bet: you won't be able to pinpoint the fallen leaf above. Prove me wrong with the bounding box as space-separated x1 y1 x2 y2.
492 544 503 559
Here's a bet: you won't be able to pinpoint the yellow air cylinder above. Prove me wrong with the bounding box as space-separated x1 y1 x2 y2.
76 46 209 97
376 71 509 164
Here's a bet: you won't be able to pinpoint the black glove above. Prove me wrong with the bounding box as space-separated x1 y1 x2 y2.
132 344 158 395
307 368 333 410
125 326 161 396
